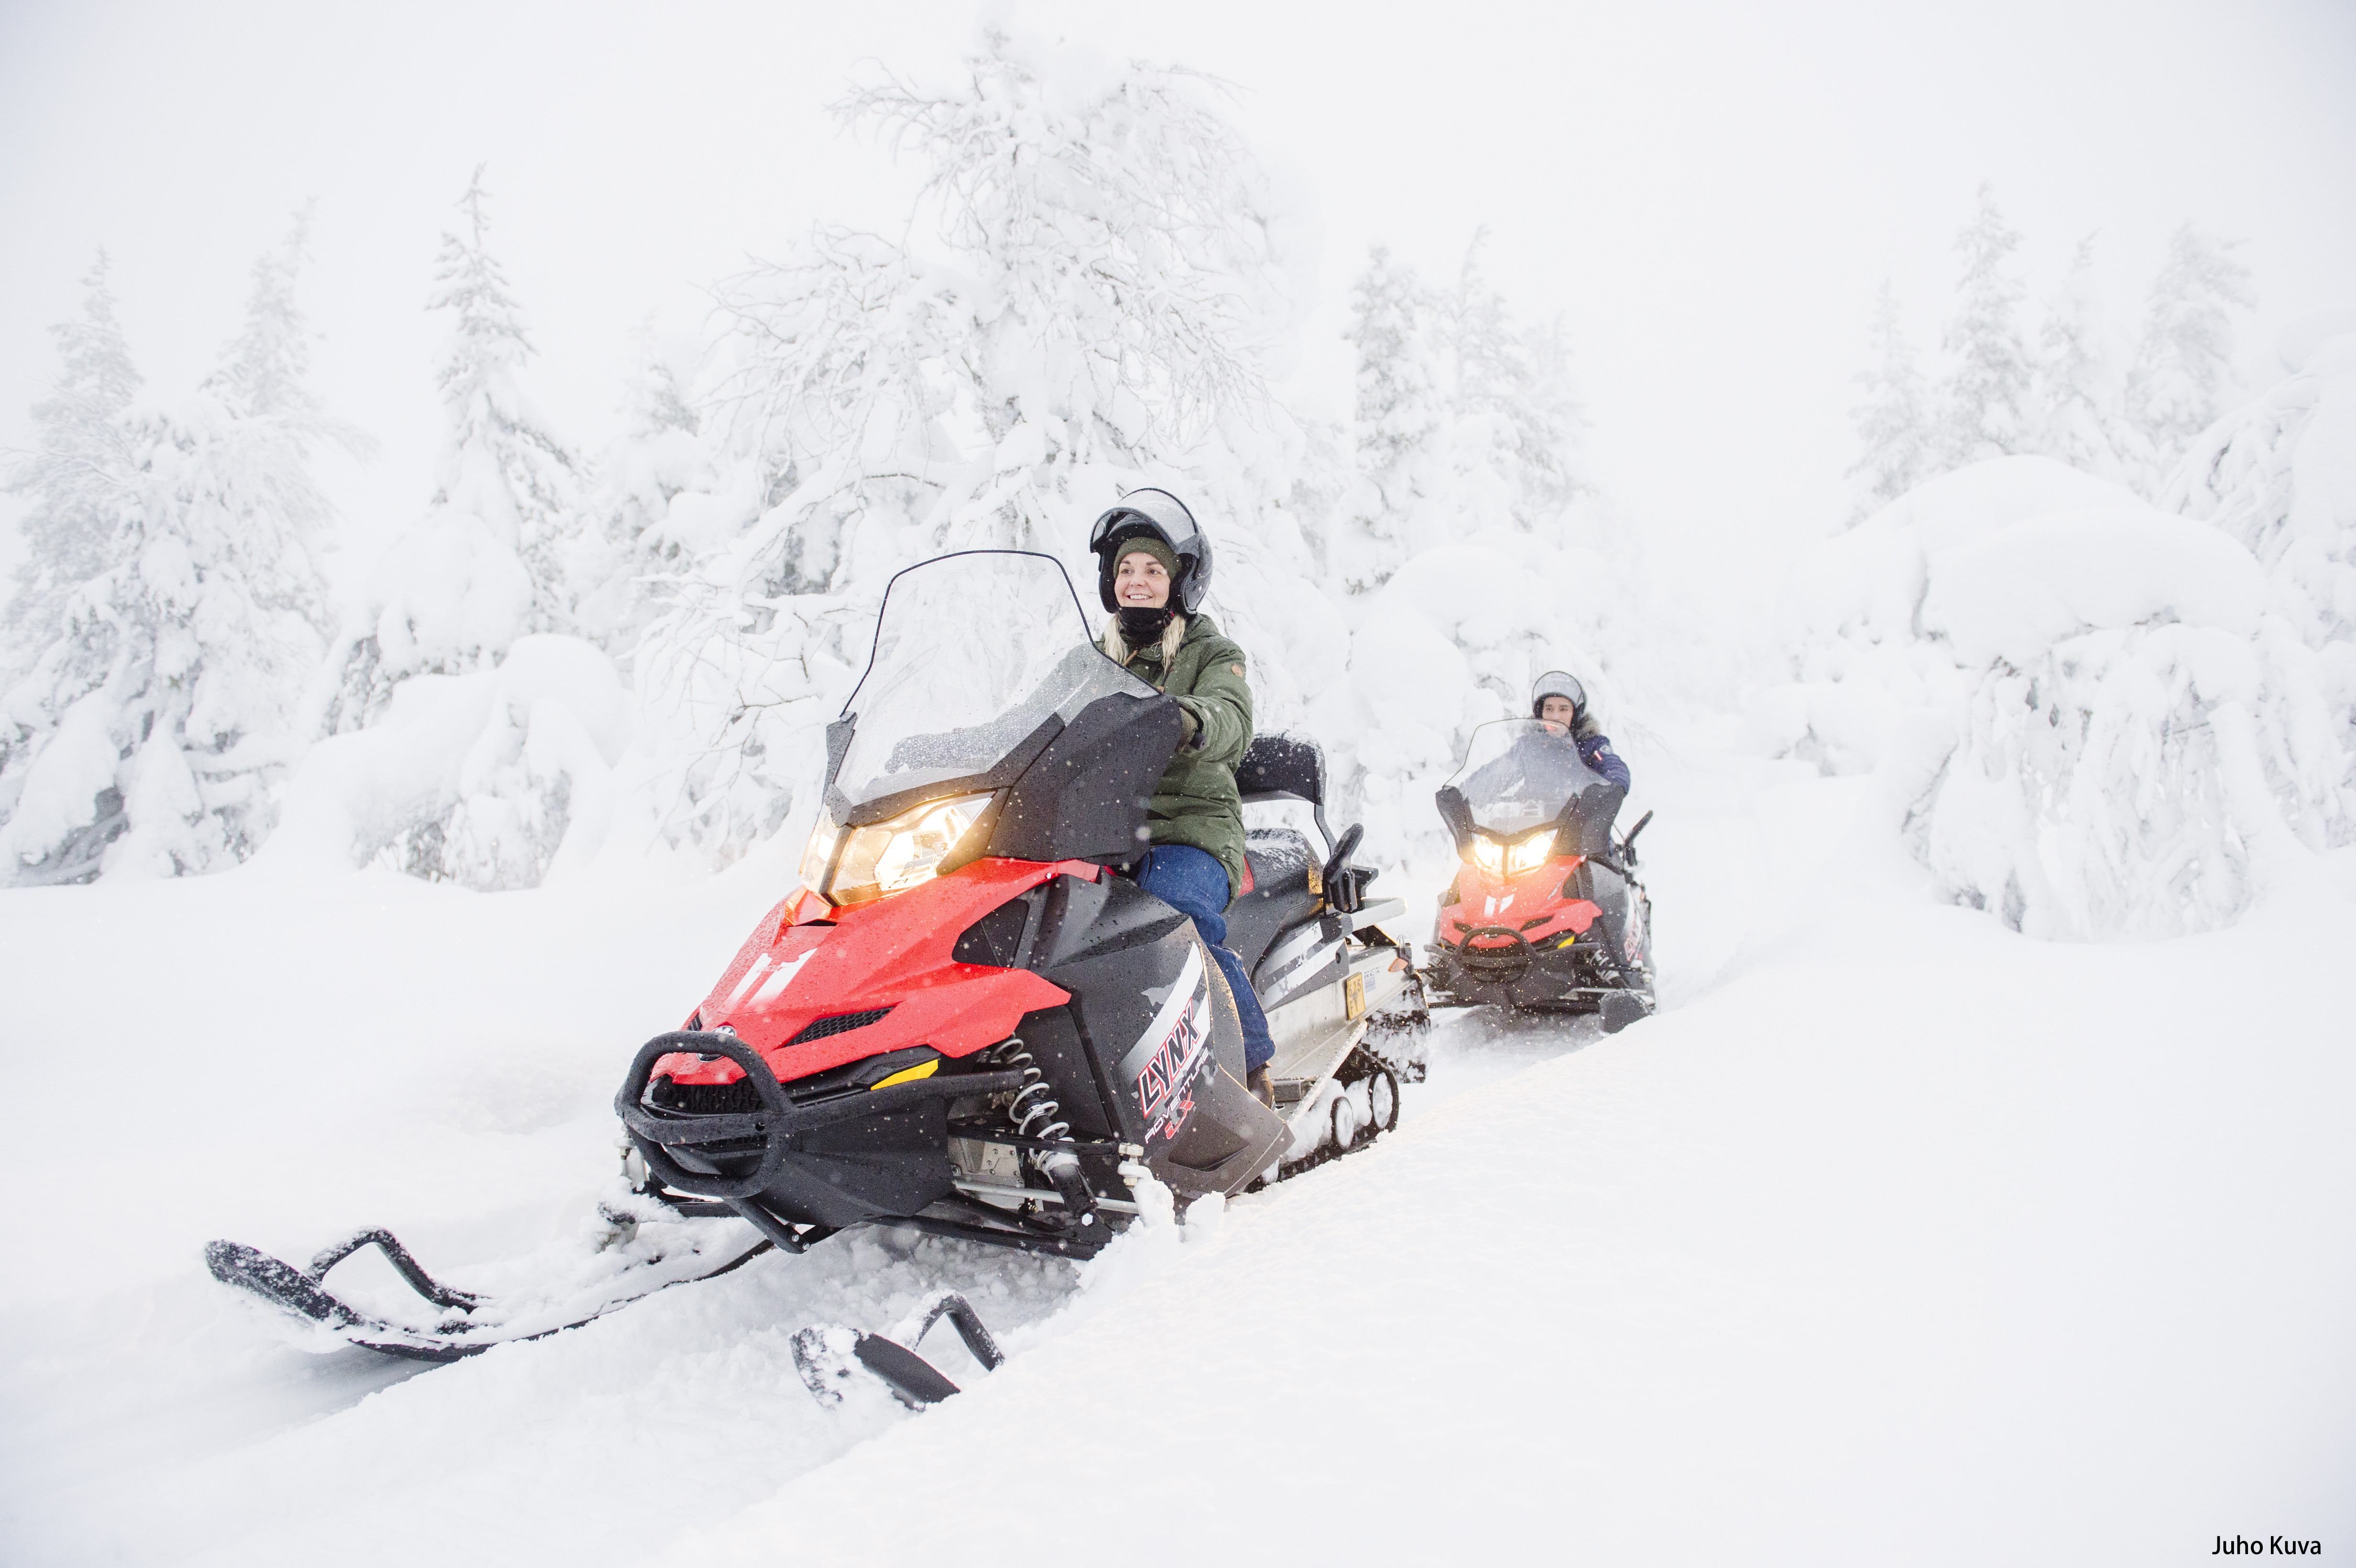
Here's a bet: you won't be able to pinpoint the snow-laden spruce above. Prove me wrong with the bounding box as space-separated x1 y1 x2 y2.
1847 280 1935 523
2125 224 2258 490
1846 197 2255 509
0 223 362 884
627 29 1337 867
1331 237 1583 595
2161 305 2356 851
1936 184 2036 470
282 170 632 890
2165 308 2356 659
2028 237 2143 490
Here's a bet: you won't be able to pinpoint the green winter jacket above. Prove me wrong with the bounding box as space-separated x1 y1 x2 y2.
1115 612 1254 900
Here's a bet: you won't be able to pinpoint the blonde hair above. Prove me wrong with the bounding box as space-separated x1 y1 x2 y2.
1101 612 1188 686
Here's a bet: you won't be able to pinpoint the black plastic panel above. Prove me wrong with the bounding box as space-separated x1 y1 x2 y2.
747 1101 954 1229
1008 1005 1114 1140
990 693 1183 864
951 894 1036 969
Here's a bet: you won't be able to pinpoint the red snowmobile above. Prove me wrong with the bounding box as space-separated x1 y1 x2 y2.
1421 718 1655 1032
209 552 1423 1397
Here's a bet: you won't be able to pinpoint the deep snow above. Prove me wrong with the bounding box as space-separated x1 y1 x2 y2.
1 728 2350 1566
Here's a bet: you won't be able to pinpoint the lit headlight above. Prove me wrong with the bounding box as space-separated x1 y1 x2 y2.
1506 831 1557 874
827 793 995 906
797 814 841 893
1469 835 1505 872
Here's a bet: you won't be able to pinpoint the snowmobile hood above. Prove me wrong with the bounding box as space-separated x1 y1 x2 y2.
663 857 1098 1088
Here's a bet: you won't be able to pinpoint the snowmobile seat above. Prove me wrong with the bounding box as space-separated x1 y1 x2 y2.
1226 827 1322 977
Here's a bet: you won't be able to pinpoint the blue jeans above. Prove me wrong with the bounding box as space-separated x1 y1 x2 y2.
1133 844 1276 1072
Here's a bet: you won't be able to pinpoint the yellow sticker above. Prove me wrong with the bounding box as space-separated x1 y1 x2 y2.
1344 971 1367 1020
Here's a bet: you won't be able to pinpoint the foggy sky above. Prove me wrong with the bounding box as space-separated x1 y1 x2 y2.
3 0 2351 599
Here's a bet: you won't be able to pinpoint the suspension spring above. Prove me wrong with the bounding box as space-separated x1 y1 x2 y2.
985 1037 1070 1144
982 1037 1102 1231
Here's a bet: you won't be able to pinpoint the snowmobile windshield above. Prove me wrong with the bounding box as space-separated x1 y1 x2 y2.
831 552 1154 817
1441 719 1614 838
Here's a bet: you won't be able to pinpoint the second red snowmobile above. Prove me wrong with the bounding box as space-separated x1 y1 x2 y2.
1421 717 1656 1032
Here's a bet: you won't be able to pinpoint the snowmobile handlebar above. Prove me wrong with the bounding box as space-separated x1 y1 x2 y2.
615 1031 1028 1203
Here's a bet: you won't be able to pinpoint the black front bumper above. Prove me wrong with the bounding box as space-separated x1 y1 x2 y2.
616 1032 1027 1235
1427 928 1617 1011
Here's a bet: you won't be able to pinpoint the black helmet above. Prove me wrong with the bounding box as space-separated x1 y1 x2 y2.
1531 670 1587 723
1088 488 1212 614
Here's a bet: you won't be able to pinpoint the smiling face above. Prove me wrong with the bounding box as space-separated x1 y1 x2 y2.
1114 550 1172 609
1538 695 1577 727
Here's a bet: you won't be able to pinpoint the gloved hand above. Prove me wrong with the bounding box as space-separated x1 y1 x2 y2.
1177 704 1203 750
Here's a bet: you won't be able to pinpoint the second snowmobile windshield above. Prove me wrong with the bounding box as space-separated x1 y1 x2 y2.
1444 719 1612 835
832 552 1153 812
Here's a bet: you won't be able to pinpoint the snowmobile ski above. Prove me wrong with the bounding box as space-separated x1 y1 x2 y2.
793 1289 1006 1409
206 1218 773 1362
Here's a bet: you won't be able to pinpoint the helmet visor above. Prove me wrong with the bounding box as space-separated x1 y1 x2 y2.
1088 488 1202 557
1532 671 1586 713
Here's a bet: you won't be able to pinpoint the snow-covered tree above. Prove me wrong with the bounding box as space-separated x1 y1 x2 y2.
298 170 629 891
1331 236 1585 594
580 326 709 656
0 218 360 883
636 28 1322 865
1846 280 1934 521
2163 313 2356 854
2027 237 2144 486
1937 184 2036 467
427 166 598 633
322 166 597 738
1447 235 1583 538
2125 223 2255 483
1 254 142 666
1332 245 1446 594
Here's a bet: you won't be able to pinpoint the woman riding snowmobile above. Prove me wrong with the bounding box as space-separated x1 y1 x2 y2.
1085 489 1278 1107
207 543 1425 1386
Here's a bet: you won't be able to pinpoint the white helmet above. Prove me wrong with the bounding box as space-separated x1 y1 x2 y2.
1530 670 1587 723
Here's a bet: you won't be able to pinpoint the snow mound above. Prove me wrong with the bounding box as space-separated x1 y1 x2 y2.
1920 505 2265 667
265 634 636 886
1767 455 2349 938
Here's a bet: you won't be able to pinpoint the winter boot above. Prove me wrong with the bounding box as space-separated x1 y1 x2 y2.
1246 1065 1275 1109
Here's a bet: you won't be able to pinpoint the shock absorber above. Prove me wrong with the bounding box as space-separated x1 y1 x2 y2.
984 1037 1099 1230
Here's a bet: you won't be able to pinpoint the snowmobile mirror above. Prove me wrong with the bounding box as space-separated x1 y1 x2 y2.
1434 786 1475 852
1621 809 1655 863
1322 822 1374 915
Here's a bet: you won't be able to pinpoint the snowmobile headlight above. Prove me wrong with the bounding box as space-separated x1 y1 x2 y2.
828 793 995 906
798 814 841 893
1506 831 1557 874
1468 834 1505 873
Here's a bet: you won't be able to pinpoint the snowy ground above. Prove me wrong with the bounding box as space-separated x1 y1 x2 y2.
2 732 2350 1567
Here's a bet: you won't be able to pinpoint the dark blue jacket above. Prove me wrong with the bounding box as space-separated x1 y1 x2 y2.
1577 730 1630 792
